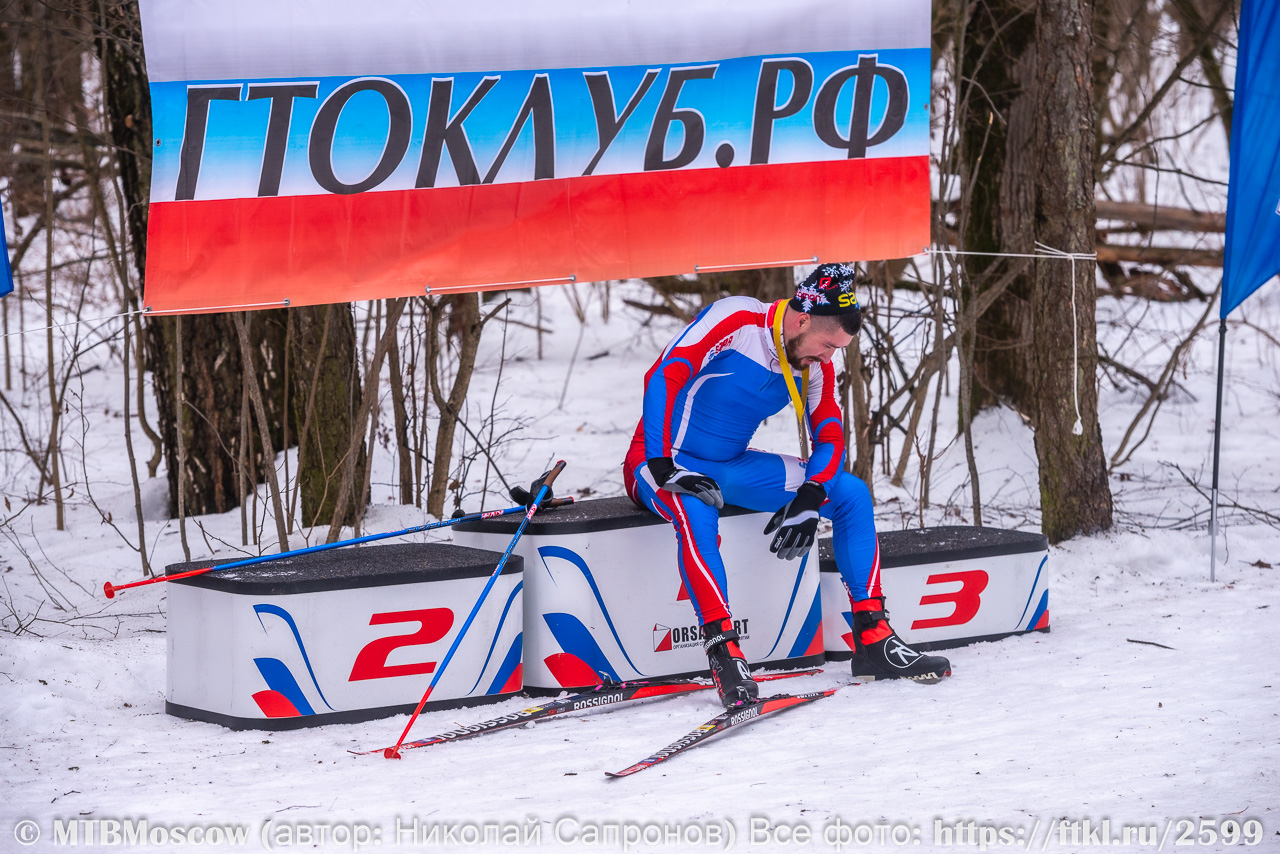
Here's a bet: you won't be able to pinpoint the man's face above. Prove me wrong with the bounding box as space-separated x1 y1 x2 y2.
785 316 854 367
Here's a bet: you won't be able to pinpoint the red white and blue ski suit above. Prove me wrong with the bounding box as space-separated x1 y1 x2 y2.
623 296 881 625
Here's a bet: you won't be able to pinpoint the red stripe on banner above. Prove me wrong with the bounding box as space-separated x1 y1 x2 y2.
144 157 929 313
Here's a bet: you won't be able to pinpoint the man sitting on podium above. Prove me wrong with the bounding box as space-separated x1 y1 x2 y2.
622 263 951 707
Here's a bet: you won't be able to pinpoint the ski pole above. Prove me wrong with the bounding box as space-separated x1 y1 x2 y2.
384 459 566 759
101 496 574 599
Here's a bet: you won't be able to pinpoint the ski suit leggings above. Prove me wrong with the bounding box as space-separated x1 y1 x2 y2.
624 449 881 625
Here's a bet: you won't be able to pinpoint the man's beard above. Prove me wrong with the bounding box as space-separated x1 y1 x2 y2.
784 329 809 366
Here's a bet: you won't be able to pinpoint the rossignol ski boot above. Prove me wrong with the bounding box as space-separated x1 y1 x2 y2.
849 596 951 683
701 619 759 708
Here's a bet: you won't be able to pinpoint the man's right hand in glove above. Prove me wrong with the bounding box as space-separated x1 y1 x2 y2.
647 456 724 509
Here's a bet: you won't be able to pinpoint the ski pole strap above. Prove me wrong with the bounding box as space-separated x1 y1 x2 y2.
771 300 809 441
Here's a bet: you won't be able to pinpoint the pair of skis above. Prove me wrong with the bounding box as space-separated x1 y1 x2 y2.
352 669 837 776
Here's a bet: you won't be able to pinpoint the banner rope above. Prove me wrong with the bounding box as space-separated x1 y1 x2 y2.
3 308 135 340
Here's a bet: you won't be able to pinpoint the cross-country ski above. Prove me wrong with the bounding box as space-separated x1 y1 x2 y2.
606 691 837 778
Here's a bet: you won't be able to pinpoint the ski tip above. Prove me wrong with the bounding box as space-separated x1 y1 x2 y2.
383 747 402 760
604 767 642 779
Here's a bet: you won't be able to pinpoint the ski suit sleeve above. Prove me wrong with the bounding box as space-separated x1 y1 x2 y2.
642 300 759 460
803 360 846 485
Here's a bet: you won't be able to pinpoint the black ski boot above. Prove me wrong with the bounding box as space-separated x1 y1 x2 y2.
849 597 951 683
701 619 759 708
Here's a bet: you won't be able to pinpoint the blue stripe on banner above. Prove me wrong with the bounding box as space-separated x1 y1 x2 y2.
146 49 932 204
542 613 621 682
253 657 316 715
486 633 524 695
1 192 14 298
1223 0 1280 317
787 586 824 658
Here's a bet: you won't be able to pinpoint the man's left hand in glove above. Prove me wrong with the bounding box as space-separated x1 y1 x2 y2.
763 480 825 560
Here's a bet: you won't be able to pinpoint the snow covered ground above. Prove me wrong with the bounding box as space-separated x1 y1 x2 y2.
1 278 1278 853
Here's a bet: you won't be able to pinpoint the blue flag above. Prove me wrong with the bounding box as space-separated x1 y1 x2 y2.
1223 0 1280 318
1 192 13 299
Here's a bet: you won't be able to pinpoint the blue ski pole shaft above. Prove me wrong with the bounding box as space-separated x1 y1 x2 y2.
103 497 573 598
385 460 567 758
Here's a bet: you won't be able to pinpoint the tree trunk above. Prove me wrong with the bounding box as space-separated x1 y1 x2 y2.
146 311 290 518
95 1 164 476
289 303 366 529
97 0 294 518
94 0 150 287
960 0 1038 416
427 294 482 518
5 0 89 219
1032 0 1114 543
387 324 415 504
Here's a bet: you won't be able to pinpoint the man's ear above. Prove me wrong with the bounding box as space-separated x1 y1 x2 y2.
794 312 811 333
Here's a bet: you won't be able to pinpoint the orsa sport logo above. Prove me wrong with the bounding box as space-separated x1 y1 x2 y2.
651 579 750 653
653 619 750 653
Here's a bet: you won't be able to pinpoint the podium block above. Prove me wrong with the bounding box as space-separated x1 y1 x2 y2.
454 497 824 690
165 543 523 730
819 526 1049 657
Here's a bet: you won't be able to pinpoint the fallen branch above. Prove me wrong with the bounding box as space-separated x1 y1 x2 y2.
1095 200 1225 233
1095 244 1222 268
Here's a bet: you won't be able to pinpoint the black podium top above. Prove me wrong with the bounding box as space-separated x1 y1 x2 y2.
165 542 520 595
819 525 1048 570
453 495 759 536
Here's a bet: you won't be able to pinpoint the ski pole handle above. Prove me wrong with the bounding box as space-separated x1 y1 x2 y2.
544 459 567 485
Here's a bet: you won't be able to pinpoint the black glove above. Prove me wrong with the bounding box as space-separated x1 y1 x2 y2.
510 468 556 509
647 456 724 509
763 480 825 560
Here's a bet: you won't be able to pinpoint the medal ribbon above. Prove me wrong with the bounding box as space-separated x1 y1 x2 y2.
771 300 810 439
